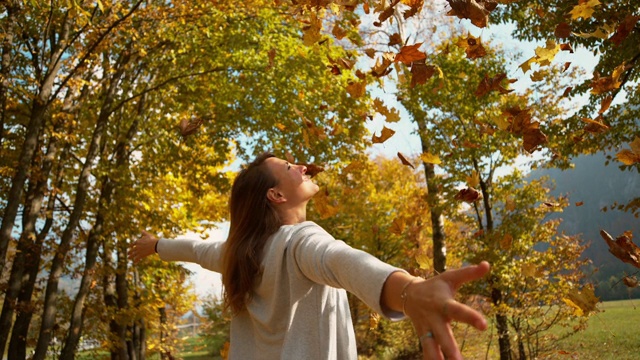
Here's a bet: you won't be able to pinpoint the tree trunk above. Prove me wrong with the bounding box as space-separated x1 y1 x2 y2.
0 13 71 275
0 1 18 146
417 120 447 273
492 287 512 360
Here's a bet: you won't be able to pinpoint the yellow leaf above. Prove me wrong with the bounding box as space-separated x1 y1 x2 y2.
616 149 640 165
563 285 599 317
466 170 480 188
569 0 600 20
346 80 366 98
420 152 441 164
372 126 395 144
390 217 406 235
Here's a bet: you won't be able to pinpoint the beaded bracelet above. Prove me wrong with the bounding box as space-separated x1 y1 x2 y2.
400 277 418 316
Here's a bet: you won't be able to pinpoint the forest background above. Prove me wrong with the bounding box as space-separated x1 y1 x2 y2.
0 0 639 359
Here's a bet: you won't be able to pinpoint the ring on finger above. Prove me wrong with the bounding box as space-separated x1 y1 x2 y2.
420 331 434 342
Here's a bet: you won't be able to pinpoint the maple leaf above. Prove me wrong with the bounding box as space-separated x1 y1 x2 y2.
346 80 366 98
502 106 547 153
574 23 616 39
331 24 347 40
569 0 600 20
402 0 424 19
474 73 514 97
395 43 427 64
372 125 396 144
410 59 437 88
314 188 339 219
609 15 640 45
456 34 487 59
563 285 599 316
616 137 640 165
388 33 402 46
454 187 483 203
466 170 480 188
397 152 415 169
590 63 627 94
179 117 204 138
446 0 496 28
600 229 640 268
371 52 395 77
301 163 325 178
364 48 376 58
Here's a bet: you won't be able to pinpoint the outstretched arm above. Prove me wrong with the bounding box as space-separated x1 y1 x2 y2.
128 230 225 272
381 262 490 360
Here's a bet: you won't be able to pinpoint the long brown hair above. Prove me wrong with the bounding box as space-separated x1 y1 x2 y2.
222 152 281 313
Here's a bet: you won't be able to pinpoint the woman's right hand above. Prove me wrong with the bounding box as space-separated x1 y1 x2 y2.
128 230 159 264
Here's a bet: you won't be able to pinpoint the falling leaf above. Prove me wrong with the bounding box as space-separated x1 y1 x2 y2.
420 152 441 164
179 117 204 138
522 262 541 277
475 73 514 97
446 0 496 28
563 285 599 316
389 217 406 235
456 34 487 59
581 117 609 134
622 276 639 288
616 137 640 165
554 22 572 38
559 43 574 53
267 49 276 69
372 126 396 144
454 187 483 203
600 229 640 269
598 95 612 114
609 15 640 45
573 23 616 39
410 59 437 88
371 52 395 77
543 202 559 207
388 33 402 46
562 62 571 72
502 106 547 153
285 151 295 163
466 170 480 188
364 48 376 58
505 197 516 211
569 0 600 20
346 80 366 98
500 233 513 250
590 63 627 94
395 43 427 64
575 201 584 207
369 312 380 330
314 188 339 219
397 152 415 169
561 86 572 97
332 24 347 40
300 163 325 177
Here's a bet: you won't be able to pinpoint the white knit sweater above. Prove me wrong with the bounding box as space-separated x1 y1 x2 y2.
157 221 404 359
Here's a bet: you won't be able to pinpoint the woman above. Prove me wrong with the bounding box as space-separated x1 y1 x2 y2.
129 152 490 360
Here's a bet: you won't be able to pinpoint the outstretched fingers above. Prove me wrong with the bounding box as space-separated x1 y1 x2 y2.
442 261 490 290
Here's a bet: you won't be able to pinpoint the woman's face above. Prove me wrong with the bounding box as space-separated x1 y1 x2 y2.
264 157 319 205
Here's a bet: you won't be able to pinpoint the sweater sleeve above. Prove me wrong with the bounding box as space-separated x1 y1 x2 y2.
156 236 225 273
289 222 405 319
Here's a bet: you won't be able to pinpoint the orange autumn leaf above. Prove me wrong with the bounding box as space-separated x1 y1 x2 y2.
372 125 396 144
456 34 487 59
590 63 627 94
446 0 497 28
475 73 515 97
554 22 572 38
454 187 483 203
314 188 339 219
397 152 415 169
598 95 612 114
395 43 427 64
389 217 406 235
575 201 584 207
299 163 325 178
600 229 640 269
410 59 437 88
346 80 366 98
616 137 640 165
581 117 610 134
502 106 547 153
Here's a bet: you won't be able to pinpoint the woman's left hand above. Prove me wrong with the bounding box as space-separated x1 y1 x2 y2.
128 230 159 264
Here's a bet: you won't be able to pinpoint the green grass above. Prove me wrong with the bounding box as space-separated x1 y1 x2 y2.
552 299 640 359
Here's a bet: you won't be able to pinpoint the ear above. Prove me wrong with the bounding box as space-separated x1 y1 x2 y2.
267 188 286 204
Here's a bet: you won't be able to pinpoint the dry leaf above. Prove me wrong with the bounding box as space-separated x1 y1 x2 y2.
616 137 640 165
622 276 639 288
397 152 415 169
395 43 427 64
179 117 204 138
390 217 406 235
410 59 437 88
609 15 640 45
420 152 441 165
372 126 396 144
456 34 487 59
563 285 599 316
600 229 640 268
475 73 514 97
446 0 496 28
454 187 483 203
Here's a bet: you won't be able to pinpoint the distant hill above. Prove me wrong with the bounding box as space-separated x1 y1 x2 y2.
531 152 640 300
